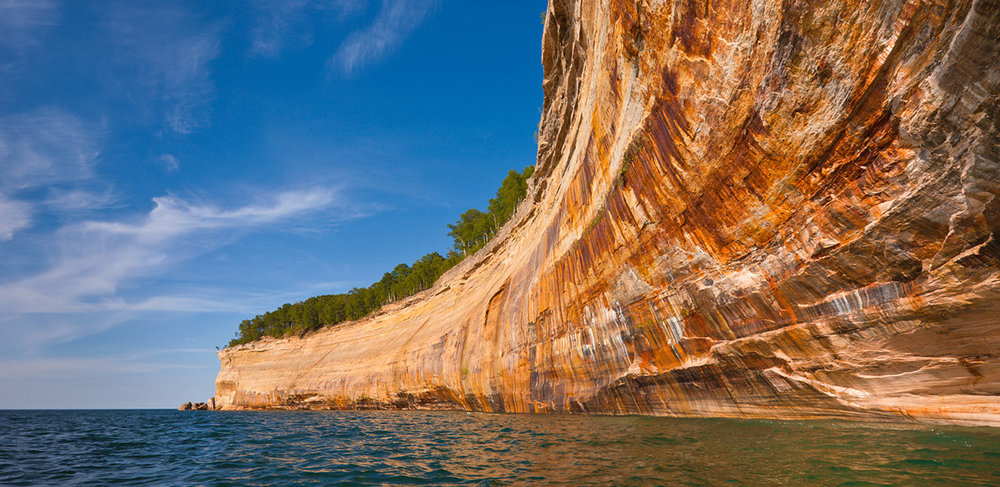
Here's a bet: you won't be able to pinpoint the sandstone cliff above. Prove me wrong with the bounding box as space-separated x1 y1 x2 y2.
216 0 1000 425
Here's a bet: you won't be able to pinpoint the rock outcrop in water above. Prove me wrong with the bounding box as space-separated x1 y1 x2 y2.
179 398 216 411
215 0 1000 425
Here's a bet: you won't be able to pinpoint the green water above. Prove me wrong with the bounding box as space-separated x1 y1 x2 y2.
1 410 998 485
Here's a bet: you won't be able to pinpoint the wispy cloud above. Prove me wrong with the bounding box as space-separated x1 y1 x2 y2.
0 0 59 53
0 312 132 355
86 190 336 238
251 0 365 57
126 278 356 314
246 0 436 74
0 351 210 380
0 108 102 237
0 194 31 240
127 295 262 314
0 188 348 348
43 187 119 212
330 0 438 74
102 2 221 134
158 154 179 172
1 189 337 313
0 107 100 190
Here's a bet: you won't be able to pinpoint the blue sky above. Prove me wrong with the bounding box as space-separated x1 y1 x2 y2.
0 0 545 408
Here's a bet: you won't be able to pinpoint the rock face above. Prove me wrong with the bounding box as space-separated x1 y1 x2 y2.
216 0 1000 425
179 399 215 410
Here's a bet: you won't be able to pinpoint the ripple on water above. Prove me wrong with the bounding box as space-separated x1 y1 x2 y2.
1 410 999 486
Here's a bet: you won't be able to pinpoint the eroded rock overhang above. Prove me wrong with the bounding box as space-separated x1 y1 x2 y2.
216 0 1000 426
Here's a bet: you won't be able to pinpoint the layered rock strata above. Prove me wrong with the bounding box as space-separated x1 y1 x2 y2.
216 0 1000 425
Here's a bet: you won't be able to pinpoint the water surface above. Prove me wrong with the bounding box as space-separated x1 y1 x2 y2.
2 410 998 485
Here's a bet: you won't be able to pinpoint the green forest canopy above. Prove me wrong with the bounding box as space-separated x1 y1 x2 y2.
228 165 535 347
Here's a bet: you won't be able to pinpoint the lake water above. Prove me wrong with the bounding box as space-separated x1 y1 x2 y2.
1 409 998 485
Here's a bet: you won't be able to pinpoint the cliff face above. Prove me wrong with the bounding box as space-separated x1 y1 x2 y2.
216 0 1000 425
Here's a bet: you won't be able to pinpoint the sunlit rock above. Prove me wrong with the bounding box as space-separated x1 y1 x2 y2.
215 0 1000 426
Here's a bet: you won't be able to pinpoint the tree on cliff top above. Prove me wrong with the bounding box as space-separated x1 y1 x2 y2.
228 164 534 348
448 165 534 255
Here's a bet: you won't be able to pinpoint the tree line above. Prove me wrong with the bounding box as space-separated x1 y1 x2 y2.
228 165 535 347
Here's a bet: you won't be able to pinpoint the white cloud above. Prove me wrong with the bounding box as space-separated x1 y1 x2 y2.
102 2 221 134
0 108 101 238
252 0 311 57
329 0 437 74
127 279 354 313
86 189 335 239
0 188 338 316
246 0 435 74
43 187 118 212
128 295 258 313
251 0 365 57
0 108 99 190
0 312 131 354
0 352 209 380
159 154 179 172
0 0 58 53
0 194 31 240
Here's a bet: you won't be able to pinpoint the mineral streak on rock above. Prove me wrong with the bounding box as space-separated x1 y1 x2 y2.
216 0 1000 425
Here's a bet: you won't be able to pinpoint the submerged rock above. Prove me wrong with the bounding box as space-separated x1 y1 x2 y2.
215 0 1000 425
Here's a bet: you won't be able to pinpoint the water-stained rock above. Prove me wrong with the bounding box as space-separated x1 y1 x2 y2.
215 0 1000 426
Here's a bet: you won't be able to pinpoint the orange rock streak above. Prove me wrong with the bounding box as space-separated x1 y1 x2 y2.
216 0 1000 425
